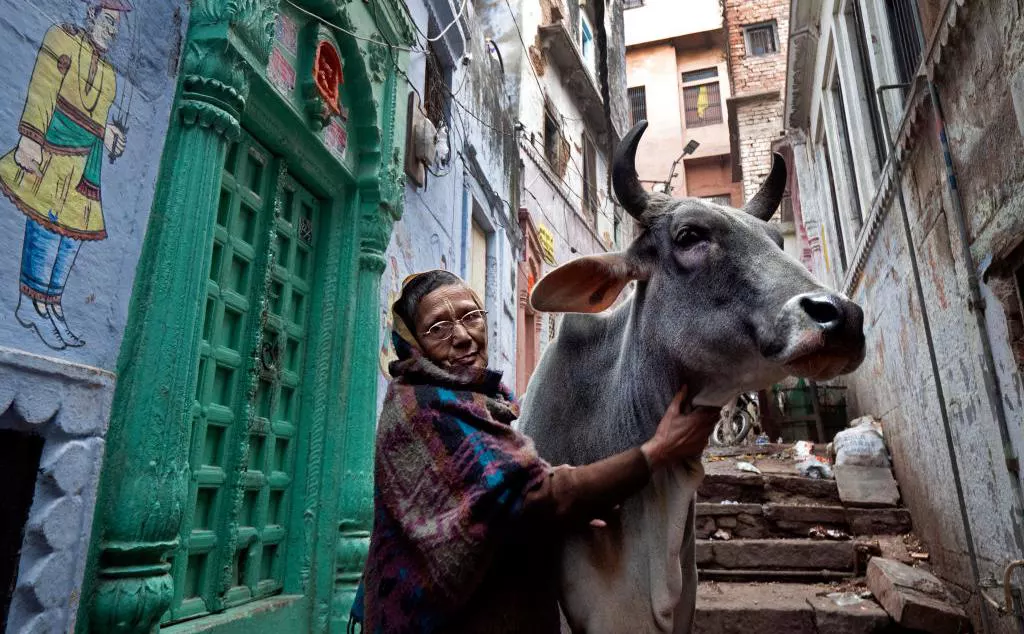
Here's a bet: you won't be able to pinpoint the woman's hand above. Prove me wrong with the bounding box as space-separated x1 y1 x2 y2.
640 386 720 470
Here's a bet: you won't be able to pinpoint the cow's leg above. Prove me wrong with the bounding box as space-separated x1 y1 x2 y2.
672 495 698 634
559 461 704 634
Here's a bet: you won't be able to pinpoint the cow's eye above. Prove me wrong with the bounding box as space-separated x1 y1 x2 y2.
674 228 706 249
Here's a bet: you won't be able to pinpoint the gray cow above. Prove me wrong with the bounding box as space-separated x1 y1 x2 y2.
518 121 865 633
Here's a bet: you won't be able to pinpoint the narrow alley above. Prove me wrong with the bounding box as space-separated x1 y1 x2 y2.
1 0 1024 633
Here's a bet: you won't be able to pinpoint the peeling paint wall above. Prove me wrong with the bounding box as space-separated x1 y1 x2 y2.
787 2 1024 631
0 0 186 631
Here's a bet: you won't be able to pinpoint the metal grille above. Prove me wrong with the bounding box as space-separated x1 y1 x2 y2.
623 0 643 8
167 131 317 623
683 82 722 127
627 86 647 125
884 0 923 88
745 23 777 56
544 108 562 172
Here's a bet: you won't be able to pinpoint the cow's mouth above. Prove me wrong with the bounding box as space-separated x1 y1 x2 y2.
783 353 856 381
775 329 865 380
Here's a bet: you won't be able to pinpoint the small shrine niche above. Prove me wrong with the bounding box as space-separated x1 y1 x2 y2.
313 41 343 116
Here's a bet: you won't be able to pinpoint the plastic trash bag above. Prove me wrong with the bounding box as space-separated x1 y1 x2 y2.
796 456 833 479
833 416 891 468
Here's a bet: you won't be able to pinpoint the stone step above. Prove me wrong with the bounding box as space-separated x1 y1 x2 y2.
696 502 913 539
697 538 857 572
699 472 841 505
695 581 895 634
699 568 856 583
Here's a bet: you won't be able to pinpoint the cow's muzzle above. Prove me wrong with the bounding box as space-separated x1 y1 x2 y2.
772 291 866 380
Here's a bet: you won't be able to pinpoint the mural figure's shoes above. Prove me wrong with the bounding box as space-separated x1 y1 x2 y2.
50 309 85 348
15 296 66 350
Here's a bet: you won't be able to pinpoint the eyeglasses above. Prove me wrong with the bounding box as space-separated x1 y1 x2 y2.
421 309 488 341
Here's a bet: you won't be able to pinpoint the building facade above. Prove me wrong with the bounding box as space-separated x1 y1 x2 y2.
501 0 634 394
784 0 1024 631
0 0 185 630
0 0 414 632
378 0 522 402
624 0 741 205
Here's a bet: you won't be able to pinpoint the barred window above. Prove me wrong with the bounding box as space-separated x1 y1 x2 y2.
682 82 722 127
627 86 647 125
623 0 644 8
884 0 923 89
743 22 778 57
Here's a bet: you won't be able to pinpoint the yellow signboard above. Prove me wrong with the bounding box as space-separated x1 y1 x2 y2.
538 224 556 265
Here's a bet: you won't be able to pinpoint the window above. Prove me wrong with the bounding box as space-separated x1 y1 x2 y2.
423 19 452 127
884 0 923 95
682 82 723 127
470 217 488 303
831 77 863 229
820 141 848 273
167 131 320 622
848 0 888 165
681 67 718 83
543 105 568 176
582 134 598 225
623 0 643 8
580 14 595 75
700 194 732 206
628 86 647 126
743 22 778 57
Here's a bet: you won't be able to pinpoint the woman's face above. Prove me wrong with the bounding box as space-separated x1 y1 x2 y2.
413 285 488 370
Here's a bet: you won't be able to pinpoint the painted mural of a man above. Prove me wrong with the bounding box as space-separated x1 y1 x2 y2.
0 0 131 350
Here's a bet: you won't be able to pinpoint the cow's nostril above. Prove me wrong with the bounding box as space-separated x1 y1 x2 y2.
800 296 842 327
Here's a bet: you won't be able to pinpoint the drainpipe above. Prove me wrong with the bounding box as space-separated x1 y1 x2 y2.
875 84 992 634
907 5 1024 623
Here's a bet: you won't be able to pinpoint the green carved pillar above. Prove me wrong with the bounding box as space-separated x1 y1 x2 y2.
330 78 407 627
81 43 248 634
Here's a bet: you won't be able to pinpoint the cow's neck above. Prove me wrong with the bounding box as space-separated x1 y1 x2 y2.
611 283 701 450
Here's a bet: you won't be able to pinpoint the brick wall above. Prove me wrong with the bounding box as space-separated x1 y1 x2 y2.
725 0 790 97
724 0 788 204
736 98 784 201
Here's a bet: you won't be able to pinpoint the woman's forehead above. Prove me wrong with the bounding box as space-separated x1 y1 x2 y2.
416 285 478 321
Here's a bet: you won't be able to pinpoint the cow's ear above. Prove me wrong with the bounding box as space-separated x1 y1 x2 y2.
531 253 648 313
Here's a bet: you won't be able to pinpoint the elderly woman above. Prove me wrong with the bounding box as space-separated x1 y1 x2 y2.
350 270 718 633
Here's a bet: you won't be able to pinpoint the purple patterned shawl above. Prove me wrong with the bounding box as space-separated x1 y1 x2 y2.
350 299 549 633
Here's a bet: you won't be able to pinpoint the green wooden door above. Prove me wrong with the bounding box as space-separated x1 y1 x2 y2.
165 130 321 625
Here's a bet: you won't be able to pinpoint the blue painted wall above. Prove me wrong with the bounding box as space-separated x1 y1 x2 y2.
0 0 184 370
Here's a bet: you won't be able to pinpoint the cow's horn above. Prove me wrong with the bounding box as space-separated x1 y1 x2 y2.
613 121 650 223
744 152 787 221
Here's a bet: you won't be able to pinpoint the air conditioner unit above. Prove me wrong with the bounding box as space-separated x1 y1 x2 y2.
404 92 437 187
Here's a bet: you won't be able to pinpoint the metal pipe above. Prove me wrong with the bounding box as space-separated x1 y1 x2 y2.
875 82 993 634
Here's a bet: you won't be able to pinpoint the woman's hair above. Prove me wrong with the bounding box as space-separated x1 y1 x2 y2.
394 270 465 333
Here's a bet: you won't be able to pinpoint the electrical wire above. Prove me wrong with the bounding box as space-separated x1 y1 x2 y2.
414 0 471 43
